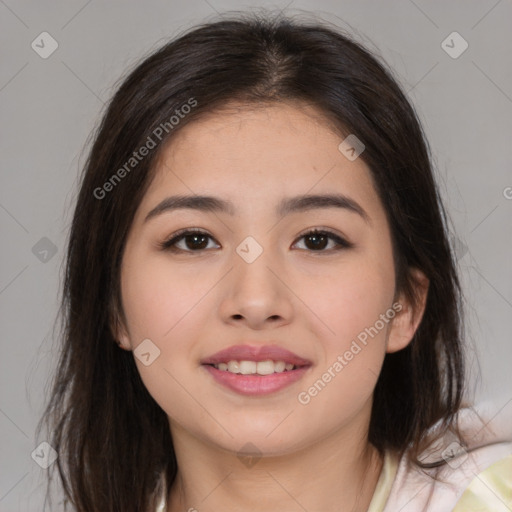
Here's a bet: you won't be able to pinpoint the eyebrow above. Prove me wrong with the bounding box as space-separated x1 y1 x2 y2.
144 193 371 224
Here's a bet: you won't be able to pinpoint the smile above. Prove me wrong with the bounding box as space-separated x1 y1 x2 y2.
202 362 311 396
210 359 296 375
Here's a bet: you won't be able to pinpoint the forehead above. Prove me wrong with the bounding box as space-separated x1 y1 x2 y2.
137 101 381 220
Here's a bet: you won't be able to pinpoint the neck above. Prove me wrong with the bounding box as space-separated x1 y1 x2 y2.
166 417 384 512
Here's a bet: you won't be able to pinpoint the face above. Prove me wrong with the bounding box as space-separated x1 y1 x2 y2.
116 101 425 456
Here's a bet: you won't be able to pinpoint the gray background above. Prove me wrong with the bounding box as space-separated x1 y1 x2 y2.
1 1 511 510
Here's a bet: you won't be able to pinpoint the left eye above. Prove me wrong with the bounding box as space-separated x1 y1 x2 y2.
159 228 352 253
293 229 352 251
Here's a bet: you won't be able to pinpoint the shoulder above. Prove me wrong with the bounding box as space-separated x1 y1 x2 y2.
383 399 512 511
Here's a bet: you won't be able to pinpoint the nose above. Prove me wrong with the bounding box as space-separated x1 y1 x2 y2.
218 246 294 330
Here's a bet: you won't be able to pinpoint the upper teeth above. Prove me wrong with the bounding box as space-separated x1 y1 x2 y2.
214 360 295 375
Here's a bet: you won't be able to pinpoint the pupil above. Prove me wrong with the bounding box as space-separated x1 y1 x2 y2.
307 233 327 250
187 234 207 250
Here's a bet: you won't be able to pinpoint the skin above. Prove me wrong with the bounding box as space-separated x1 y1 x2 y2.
115 101 429 512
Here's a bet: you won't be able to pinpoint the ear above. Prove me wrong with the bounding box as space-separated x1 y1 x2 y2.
386 267 429 354
109 302 132 351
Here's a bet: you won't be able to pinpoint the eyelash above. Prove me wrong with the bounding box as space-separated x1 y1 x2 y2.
158 228 353 254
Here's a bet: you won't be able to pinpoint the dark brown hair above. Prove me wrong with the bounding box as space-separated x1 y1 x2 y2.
37 11 467 511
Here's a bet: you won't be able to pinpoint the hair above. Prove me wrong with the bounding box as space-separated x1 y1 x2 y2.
37 11 468 512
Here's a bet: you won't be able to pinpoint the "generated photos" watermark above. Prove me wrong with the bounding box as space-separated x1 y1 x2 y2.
93 97 197 200
298 301 402 405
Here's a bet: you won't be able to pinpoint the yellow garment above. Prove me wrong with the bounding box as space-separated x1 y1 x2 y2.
452 454 512 511
366 450 399 512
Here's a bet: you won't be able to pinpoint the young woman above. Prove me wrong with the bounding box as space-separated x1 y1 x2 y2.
38 12 512 512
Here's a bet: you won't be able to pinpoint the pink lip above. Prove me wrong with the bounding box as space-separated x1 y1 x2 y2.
200 344 312 366
200 344 312 396
202 365 311 396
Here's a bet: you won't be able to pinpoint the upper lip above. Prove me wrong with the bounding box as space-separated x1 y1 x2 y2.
201 344 312 367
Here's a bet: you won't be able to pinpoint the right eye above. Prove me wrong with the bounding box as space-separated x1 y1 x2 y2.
158 228 220 253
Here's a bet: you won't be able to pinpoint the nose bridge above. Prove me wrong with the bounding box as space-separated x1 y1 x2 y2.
233 233 279 295
220 232 292 327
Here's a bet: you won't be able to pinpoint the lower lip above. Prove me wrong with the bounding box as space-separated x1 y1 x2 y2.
202 365 310 396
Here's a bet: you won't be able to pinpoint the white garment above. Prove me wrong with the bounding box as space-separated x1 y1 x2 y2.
377 399 512 511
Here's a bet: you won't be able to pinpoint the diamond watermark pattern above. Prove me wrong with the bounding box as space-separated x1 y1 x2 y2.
237 442 262 468
31 32 59 59
441 441 468 469
441 32 468 59
32 237 58 263
134 338 161 366
338 134 365 161
31 441 58 469
236 236 263 264
450 235 468 261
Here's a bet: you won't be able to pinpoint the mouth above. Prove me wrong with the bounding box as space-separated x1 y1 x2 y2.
200 344 312 396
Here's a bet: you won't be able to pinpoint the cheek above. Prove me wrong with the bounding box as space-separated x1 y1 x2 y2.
310 255 395 349
120 253 211 423
297 253 395 410
121 252 206 343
